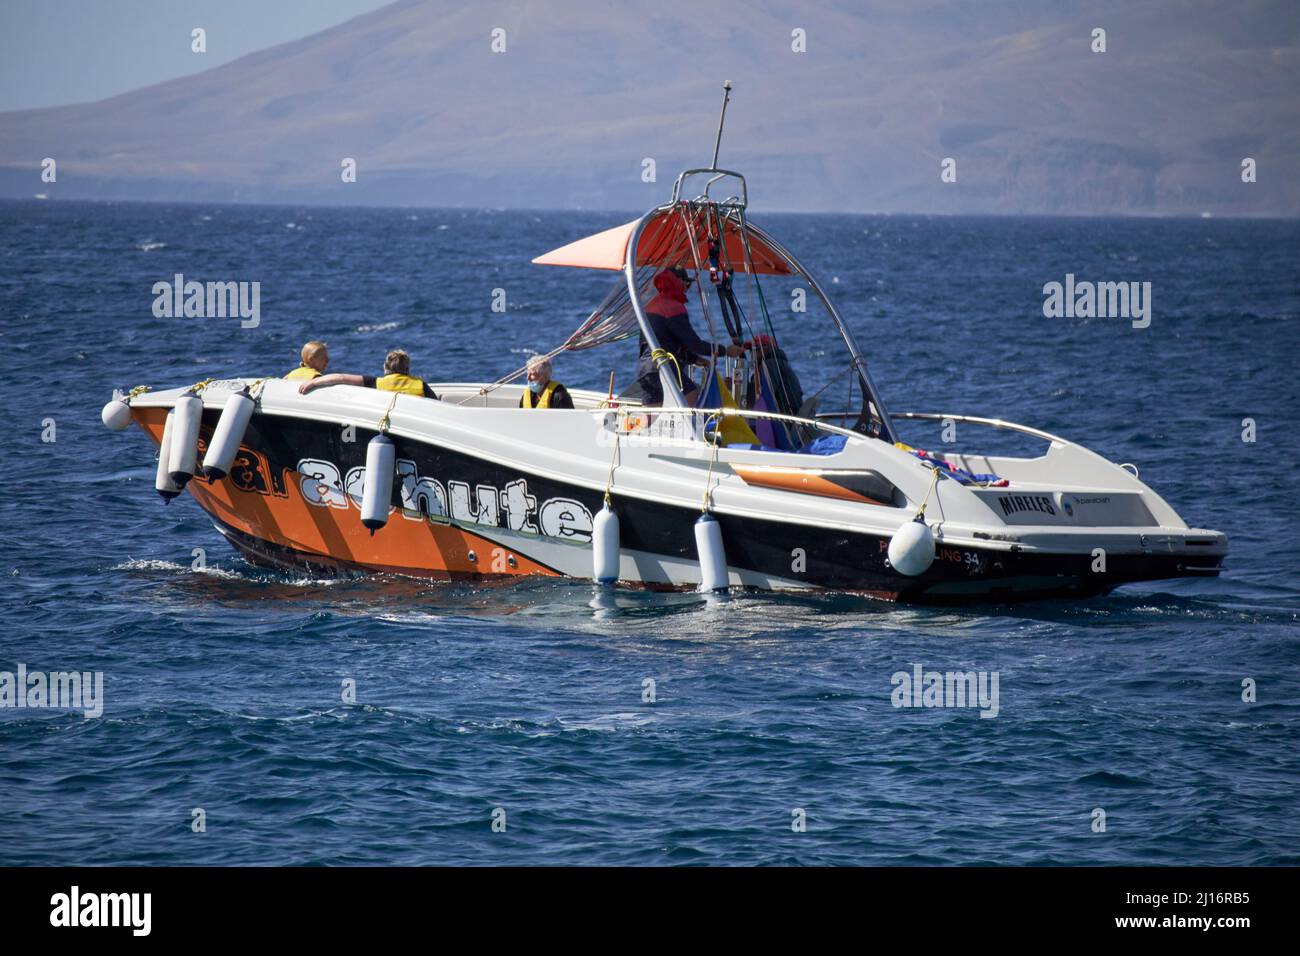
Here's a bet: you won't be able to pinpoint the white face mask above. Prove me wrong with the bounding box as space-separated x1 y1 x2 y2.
528 379 544 394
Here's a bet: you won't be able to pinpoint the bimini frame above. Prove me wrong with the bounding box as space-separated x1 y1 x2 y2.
624 166 894 442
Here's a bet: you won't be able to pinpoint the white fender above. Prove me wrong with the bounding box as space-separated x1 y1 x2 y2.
101 396 132 431
592 503 620 583
360 434 396 534
202 388 255 482
167 392 203 487
888 517 935 576
155 410 181 501
694 513 729 592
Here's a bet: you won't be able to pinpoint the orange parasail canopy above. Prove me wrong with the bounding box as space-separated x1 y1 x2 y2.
531 208 793 275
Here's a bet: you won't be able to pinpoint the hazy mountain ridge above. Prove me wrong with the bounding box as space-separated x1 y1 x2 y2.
2 0 1297 214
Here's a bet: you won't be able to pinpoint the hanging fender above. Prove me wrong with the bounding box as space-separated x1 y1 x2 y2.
202 387 255 482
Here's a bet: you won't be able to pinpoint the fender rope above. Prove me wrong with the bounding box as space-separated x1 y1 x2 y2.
701 414 723 513
377 391 399 435
916 465 943 519
603 423 620 507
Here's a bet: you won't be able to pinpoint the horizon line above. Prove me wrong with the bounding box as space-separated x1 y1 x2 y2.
4 195 1295 223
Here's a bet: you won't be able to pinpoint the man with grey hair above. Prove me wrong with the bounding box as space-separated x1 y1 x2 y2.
520 353 574 409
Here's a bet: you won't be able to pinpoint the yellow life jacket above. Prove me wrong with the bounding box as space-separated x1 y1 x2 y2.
522 380 561 409
284 365 321 381
716 377 761 446
376 372 427 396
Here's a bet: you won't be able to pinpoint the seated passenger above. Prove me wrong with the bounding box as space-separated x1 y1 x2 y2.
632 267 743 406
519 355 574 409
745 333 804 417
284 341 329 381
298 348 439 399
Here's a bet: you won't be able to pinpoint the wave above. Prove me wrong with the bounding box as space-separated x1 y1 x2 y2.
110 557 245 580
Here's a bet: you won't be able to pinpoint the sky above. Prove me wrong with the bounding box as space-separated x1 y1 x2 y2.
0 0 392 111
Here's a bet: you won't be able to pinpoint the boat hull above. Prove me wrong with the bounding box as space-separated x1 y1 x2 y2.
132 405 1224 603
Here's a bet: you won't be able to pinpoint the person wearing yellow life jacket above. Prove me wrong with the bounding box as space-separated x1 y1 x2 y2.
284 341 329 381
519 354 574 410
297 349 440 400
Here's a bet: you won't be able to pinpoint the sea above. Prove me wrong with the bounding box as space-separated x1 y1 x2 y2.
1 200 1297 865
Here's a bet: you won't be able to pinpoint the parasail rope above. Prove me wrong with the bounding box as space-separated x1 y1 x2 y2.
650 348 683 388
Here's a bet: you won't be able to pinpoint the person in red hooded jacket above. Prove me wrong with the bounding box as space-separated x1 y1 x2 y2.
632 267 744 405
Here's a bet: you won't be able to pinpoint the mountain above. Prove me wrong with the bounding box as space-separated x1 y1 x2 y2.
2 0 1298 214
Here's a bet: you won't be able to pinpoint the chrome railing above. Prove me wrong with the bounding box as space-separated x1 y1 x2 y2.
888 411 1068 445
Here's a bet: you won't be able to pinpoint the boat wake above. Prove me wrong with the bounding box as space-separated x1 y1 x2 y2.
107 551 1289 636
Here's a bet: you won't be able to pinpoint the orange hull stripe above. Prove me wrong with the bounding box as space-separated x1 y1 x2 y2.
134 407 559 577
731 464 888 505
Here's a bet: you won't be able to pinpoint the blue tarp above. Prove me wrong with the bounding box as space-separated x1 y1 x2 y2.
797 434 848 456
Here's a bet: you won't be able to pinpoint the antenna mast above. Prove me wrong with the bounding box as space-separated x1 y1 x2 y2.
710 81 732 170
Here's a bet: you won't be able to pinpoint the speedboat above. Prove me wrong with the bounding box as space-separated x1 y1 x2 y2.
101 92 1226 602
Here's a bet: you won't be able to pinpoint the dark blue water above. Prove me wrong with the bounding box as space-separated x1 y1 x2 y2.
1 200 1297 865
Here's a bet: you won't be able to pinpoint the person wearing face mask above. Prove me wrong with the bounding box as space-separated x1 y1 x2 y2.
632 267 744 406
519 354 574 409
